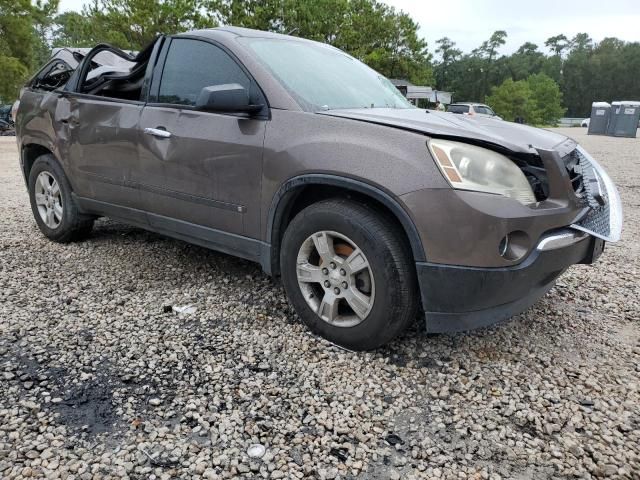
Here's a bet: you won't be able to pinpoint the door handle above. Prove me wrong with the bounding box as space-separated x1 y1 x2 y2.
144 127 172 138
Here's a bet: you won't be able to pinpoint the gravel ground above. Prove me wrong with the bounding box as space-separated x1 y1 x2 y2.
0 128 639 480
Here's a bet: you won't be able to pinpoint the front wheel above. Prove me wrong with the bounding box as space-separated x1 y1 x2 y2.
280 199 418 350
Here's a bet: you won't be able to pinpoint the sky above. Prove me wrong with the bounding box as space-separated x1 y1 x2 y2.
58 0 640 56
385 0 640 56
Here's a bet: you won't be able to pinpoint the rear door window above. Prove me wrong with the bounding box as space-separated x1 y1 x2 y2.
447 104 469 114
158 39 251 106
33 59 75 91
474 106 493 115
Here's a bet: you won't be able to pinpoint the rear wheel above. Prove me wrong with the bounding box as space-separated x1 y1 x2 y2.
28 154 94 242
280 199 418 350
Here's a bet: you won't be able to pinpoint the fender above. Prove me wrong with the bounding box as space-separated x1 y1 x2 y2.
264 174 426 275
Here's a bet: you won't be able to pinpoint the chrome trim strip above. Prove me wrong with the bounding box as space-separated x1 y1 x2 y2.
537 230 588 251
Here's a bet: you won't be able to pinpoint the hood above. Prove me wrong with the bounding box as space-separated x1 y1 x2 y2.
318 108 577 157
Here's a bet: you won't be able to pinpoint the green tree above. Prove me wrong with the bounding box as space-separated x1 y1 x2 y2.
474 30 507 99
485 78 534 122
0 57 29 103
561 33 594 116
214 0 432 84
527 73 565 124
507 42 544 80
53 11 100 48
486 74 564 125
361 7 432 84
542 34 570 84
32 0 61 66
617 41 640 101
50 0 432 85
570 32 593 51
434 37 461 90
54 0 219 50
0 0 58 101
545 34 569 57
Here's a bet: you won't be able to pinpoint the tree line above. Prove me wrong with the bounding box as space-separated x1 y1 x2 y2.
2 0 639 122
435 31 640 119
0 0 432 102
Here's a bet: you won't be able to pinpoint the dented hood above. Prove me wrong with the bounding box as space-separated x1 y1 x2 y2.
318 108 577 157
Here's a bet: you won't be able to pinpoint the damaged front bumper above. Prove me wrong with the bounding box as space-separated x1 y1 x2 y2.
418 229 604 333
409 143 622 333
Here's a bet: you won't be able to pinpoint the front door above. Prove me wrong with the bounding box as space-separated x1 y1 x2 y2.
136 38 266 240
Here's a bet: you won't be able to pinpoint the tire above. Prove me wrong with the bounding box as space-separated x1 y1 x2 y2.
28 154 94 242
280 198 418 350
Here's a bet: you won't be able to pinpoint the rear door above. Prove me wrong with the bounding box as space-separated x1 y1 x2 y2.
58 96 143 211
58 50 144 213
136 37 266 239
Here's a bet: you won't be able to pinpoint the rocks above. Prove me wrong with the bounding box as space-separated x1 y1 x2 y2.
0 130 639 478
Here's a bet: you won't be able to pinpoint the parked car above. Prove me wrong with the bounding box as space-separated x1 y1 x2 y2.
0 105 15 135
0 119 12 133
447 102 502 119
0 104 13 123
15 27 622 350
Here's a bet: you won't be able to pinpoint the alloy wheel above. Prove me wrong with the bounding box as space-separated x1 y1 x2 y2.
296 230 375 327
34 171 63 229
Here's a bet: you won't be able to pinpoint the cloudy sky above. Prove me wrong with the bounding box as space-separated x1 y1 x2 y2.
58 0 640 56
385 0 640 56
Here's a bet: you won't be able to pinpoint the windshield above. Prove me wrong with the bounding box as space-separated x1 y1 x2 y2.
242 38 414 112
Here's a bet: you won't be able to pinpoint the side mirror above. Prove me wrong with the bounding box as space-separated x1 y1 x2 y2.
195 83 263 114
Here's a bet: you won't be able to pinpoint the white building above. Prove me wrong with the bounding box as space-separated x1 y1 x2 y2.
389 79 452 105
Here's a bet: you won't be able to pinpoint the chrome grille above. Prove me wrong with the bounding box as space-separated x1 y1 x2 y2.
563 150 586 200
567 147 622 242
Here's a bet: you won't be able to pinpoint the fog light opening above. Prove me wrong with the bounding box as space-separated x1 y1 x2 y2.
499 231 529 261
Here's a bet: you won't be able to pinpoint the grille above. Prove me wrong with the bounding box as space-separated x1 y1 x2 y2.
565 148 616 240
563 150 586 199
575 186 611 239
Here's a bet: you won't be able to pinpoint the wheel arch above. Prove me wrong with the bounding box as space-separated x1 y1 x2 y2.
265 174 426 276
21 143 51 180
20 142 67 187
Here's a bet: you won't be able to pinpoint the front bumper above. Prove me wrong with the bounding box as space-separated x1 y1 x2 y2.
417 231 604 333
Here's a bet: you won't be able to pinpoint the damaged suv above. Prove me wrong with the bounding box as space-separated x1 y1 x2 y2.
15 27 622 350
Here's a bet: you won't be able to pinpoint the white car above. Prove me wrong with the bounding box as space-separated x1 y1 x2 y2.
581 118 590 127
447 103 502 120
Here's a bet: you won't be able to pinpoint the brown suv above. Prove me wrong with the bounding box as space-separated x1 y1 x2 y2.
15 27 622 350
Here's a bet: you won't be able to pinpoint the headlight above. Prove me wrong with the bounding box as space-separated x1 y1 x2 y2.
428 139 536 205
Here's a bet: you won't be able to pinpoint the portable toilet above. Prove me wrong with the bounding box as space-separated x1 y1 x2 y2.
587 102 611 135
607 101 640 138
607 102 621 136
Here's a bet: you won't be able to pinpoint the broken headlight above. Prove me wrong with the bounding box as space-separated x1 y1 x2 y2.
428 139 536 205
